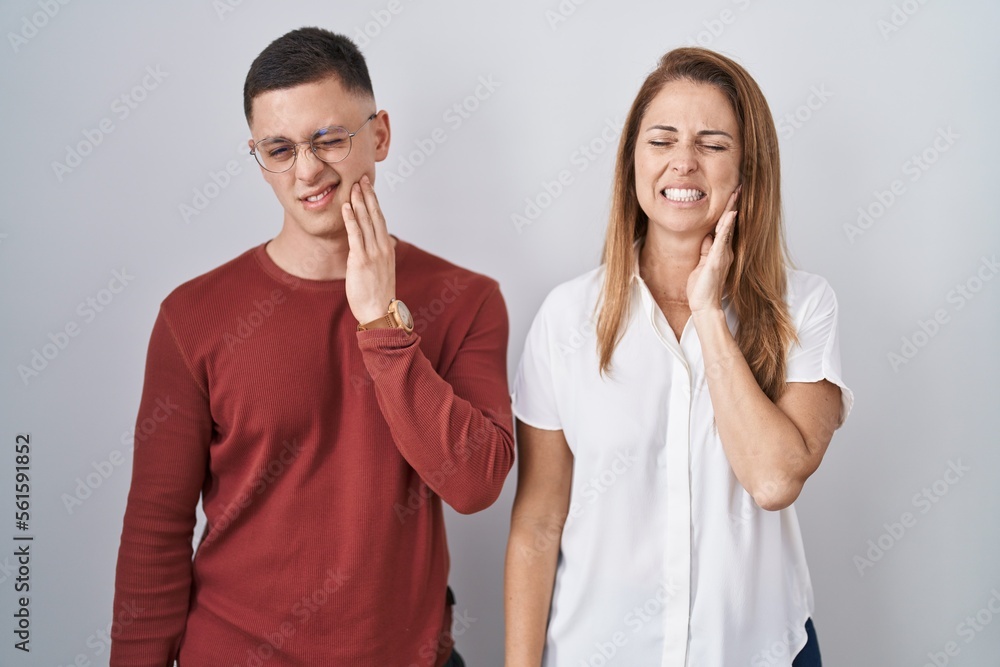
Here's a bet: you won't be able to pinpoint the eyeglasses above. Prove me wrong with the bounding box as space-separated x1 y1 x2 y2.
250 113 377 173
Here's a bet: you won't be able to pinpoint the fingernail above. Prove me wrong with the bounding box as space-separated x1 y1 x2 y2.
362 174 370 184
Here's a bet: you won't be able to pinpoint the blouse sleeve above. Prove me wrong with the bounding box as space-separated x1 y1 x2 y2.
511 296 563 431
785 277 854 427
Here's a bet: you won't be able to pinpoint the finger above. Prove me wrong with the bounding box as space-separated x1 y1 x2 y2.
350 182 378 252
707 211 737 263
699 232 714 260
342 202 366 252
719 210 737 250
711 187 740 240
724 185 741 215
359 174 390 250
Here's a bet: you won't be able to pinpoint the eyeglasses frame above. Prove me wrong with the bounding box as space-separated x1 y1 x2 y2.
250 112 378 173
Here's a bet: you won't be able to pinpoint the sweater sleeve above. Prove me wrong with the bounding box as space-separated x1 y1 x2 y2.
111 305 212 666
356 284 514 514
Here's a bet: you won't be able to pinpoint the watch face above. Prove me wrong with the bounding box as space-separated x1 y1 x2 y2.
395 300 414 329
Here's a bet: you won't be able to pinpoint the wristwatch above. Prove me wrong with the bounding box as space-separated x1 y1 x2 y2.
357 299 414 333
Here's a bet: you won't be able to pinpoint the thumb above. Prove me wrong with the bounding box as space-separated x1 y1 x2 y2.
700 233 714 259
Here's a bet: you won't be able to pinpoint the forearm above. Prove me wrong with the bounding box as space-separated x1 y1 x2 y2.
504 516 564 666
111 505 196 666
111 431 203 666
692 308 812 509
111 306 210 665
359 329 514 514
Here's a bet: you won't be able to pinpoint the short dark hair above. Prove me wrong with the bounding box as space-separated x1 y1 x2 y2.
243 27 374 124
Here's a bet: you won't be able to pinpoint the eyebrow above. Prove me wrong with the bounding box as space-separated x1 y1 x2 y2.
645 125 734 139
260 128 326 142
259 122 353 142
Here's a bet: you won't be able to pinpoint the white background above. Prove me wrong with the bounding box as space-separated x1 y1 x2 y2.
1 0 998 665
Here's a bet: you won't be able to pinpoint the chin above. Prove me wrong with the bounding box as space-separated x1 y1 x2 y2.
649 214 716 237
288 216 342 238
312 221 346 238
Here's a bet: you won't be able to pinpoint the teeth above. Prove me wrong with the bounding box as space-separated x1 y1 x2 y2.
662 188 705 202
305 186 332 202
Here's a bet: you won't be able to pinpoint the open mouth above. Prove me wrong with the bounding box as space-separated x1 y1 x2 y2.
661 187 706 203
301 184 335 204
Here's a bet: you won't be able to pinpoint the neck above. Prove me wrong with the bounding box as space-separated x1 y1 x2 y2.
266 224 351 281
639 227 706 302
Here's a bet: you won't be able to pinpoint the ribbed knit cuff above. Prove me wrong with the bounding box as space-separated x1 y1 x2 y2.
356 327 417 349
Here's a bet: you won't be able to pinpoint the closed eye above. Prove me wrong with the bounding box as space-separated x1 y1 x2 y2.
648 141 729 152
267 144 294 159
314 138 347 149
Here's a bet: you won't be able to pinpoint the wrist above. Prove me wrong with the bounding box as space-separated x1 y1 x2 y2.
691 307 731 344
690 306 726 321
357 298 414 333
356 302 390 325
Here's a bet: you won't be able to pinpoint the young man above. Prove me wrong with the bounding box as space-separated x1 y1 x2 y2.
111 27 513 667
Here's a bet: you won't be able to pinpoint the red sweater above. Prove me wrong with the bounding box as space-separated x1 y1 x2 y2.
111 239 514 666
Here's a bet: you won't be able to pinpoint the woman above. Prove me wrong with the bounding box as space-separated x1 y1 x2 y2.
505 47 853 667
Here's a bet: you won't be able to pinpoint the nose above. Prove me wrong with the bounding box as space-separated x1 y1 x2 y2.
294 144 326 182
670 142 698 175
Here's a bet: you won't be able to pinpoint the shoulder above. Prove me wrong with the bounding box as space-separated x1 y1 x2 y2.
784 268 839 326
395 240 510 339
523 265 606 346
160 244 262 318
163 244 261 304
397 239 501 301
536 265 606 321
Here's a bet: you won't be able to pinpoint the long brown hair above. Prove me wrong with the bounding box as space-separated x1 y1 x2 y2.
596 47 796 402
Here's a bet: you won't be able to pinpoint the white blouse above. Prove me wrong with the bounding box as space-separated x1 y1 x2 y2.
511 252 854 667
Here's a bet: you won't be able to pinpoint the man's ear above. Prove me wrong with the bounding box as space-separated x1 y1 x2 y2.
373 110 390 163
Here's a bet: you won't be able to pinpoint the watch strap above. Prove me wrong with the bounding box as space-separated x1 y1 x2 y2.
357 312 396 331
